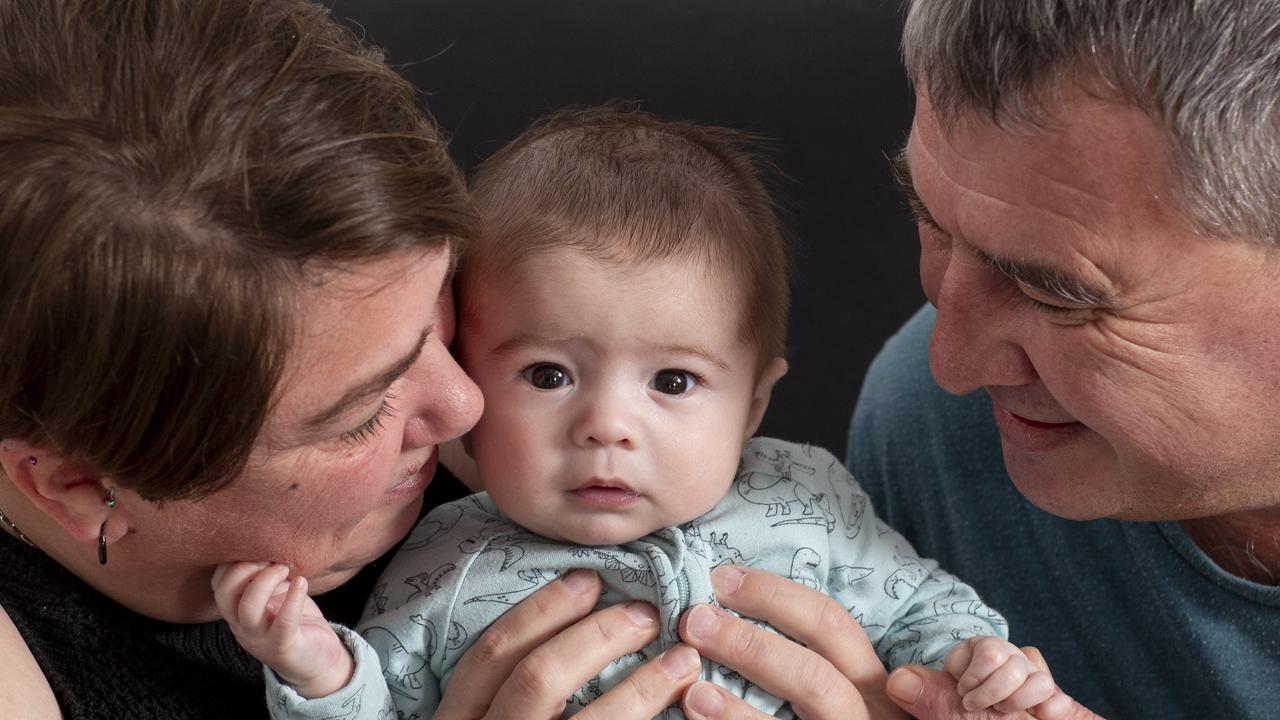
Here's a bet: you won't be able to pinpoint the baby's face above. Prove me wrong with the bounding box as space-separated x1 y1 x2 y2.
457 249 779 545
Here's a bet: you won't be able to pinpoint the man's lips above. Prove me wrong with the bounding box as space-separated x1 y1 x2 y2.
992 405 1086 452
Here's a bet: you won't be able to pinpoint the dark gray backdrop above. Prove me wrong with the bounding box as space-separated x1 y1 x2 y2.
326 0 924 458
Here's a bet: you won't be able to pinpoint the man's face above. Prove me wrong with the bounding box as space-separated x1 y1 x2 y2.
458 250 775 545
119 249 483 621
905 84 1280 521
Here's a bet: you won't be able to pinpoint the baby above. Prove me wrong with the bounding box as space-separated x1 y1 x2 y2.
215 106 1067 719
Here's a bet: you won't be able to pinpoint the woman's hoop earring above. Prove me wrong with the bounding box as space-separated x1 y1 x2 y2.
98 523 108 565
98 487 116 565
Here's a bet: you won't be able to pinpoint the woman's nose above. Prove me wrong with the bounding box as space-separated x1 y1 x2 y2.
400 341 483 450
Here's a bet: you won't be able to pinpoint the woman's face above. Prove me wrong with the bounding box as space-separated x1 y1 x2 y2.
117 248 482 621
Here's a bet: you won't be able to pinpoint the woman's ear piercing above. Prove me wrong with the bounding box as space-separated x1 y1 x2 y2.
98 487 117 565
26 456 36 466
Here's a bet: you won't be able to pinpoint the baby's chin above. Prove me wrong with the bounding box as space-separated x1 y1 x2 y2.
522 516 669 547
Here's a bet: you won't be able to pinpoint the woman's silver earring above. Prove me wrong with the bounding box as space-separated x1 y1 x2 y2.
98 487 116 565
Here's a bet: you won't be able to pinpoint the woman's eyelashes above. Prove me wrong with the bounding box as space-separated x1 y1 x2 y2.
340 393 400 445
519 362 701 396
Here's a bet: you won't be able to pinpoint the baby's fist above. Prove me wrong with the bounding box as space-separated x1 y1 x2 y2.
943 636 1062 717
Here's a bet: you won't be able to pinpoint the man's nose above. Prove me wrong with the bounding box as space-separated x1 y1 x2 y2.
926 250 1037 395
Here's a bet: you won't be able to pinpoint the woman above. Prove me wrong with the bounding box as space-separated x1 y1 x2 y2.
0 1 894 718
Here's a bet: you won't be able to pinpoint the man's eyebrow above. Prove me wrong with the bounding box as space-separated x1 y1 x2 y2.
890 145 947 236
890 145 1111 306
974 247 1112 305
303 325 433 431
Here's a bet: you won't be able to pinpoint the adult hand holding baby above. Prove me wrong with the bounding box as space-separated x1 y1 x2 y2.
676 565 906 720
433 570 687 719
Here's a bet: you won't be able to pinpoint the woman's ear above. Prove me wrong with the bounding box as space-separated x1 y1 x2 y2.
0 439 117 546
744 357 789 441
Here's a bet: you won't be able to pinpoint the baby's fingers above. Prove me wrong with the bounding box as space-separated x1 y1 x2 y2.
267 576 310 645
954 636 1019 693
211 561 271 623
237 564 293 635
961 653 1036 712
992 670 1058 715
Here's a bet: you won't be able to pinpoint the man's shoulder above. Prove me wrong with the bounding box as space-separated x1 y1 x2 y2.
849 305 999 479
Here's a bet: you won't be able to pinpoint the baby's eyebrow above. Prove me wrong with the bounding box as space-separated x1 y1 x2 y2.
489 333 566 357
493 335 732 371
653 343 731 371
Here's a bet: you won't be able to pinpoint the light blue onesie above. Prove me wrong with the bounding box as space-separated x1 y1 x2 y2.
266 437 1007 719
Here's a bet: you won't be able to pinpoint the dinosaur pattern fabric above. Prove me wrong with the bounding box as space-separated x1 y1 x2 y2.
265 438 1007 719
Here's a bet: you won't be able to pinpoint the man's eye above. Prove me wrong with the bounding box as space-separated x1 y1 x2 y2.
522 363 572 390
652 369 697 396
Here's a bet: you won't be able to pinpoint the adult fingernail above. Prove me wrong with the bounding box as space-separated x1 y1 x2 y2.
624 601 657 627
711 565 745 596
886 667 924 705
686 604 720 640
685 682 724 717
561 569 596 594
660 645 700 678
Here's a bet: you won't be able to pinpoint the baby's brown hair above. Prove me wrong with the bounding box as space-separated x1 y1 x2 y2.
463 105 791 369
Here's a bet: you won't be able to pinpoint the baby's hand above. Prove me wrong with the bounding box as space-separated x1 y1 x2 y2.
943 636 1071 719
212 562 354 699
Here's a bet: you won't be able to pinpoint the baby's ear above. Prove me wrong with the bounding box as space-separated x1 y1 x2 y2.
744 357 789 440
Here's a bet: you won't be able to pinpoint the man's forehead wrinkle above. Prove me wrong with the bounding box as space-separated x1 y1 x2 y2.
916 103 1127 304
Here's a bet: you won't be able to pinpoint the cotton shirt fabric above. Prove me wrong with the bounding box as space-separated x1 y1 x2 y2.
849 304 1280 719
266 437 1006 719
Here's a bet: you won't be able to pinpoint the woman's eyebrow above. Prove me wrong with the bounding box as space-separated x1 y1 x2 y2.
303 325 433 431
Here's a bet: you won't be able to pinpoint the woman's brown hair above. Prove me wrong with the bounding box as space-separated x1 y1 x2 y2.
0 0 474 500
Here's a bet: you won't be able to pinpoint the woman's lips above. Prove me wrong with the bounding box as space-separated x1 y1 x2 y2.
385 448 437 501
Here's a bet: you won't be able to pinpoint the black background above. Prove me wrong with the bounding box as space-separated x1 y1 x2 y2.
325 0 924 458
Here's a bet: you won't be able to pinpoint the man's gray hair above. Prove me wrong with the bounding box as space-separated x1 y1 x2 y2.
903 0 1280 244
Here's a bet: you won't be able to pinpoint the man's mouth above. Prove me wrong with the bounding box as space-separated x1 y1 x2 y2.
992 405 1087 452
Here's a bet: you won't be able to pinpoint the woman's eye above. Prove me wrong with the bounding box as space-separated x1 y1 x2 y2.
652 369 697 396
522 363 572 390
339 393 398 445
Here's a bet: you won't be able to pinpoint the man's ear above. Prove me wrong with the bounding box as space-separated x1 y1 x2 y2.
744 357 789 441
0 439 117 545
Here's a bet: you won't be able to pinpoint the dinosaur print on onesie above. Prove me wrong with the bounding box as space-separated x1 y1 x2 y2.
266 438 1006 720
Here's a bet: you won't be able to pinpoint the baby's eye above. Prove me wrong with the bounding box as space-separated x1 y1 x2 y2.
522 363 572 390
651 369 698 396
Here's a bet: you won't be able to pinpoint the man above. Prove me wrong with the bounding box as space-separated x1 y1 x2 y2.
850 2 1280 718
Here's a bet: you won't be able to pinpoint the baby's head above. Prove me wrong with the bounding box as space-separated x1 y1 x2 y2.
457 105 790 545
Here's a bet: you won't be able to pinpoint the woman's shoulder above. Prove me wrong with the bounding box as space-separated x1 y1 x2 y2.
0 603 61 719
